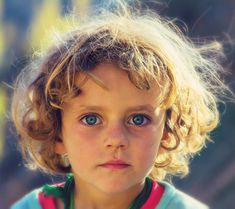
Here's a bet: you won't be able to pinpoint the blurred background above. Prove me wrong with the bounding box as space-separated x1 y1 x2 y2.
0 0 234 209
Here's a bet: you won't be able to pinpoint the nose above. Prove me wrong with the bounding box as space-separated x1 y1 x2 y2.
105 123 129 149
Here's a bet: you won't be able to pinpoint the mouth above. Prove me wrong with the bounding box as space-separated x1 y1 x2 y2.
99 160 131 170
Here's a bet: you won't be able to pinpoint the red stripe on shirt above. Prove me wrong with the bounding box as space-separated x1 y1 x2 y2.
38 191 57 209
141 180 165 209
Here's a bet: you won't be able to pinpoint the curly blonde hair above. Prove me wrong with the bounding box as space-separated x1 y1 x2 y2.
12 1 228 180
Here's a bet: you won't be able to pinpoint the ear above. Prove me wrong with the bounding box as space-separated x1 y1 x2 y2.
55 141 66 155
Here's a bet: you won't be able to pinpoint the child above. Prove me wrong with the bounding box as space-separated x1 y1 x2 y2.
11 1 229 209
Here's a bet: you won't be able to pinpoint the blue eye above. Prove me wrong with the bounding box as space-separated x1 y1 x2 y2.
128 114 150 126
81 114 101 126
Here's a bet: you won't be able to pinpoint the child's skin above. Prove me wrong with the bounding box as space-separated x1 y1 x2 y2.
55 63 166 209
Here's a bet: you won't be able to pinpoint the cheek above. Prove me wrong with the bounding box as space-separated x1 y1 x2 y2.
63 126 101 158
132 126 163 160
134 125 163 145
65 125 101 144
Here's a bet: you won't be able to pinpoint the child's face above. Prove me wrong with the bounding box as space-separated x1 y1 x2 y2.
56 63 166 195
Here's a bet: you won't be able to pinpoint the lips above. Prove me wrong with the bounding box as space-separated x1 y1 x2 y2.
99 160 130 169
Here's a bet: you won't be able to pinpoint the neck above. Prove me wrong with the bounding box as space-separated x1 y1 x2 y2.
73 177 145 209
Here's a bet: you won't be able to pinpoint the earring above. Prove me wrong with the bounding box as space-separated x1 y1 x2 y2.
61 153 70 167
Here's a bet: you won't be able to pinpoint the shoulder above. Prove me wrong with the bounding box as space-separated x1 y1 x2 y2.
156 181 209 209
10 188 43 209
10 185 60 209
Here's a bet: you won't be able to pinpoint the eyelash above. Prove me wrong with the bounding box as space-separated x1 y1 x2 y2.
127 114 151 126
80 113 151 127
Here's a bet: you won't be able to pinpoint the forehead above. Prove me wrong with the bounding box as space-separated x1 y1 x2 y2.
72 63 162 106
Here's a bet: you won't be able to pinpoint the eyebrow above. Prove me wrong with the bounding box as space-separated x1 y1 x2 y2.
76 104 157 113
127 105 156 112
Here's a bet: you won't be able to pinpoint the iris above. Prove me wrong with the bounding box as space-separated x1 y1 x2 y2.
81 114 100 125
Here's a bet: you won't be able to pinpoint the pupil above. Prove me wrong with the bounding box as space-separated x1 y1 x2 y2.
86 115 97 125
133 115 143 125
